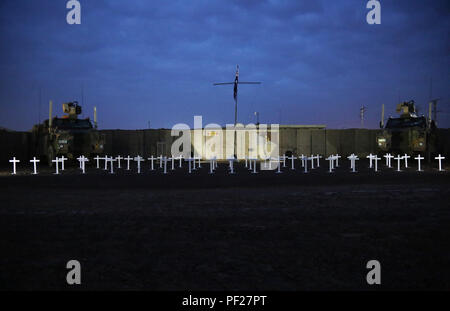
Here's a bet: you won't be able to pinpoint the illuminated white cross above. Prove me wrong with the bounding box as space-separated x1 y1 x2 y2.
316 154 322 168
249 157 258 174
415 154 424 172
77 155 89 174
192 156 197 170
124 156 133 170
435 154 445 171
60 156 68 170
109 157 117 174
300 154 305 167
208 157 214 174
275 157 282 174
366 153 374 168
404 154 411 168
163 157 168 174
52 157 61 175
94 155 101 169
248 157 253 170
261 156 270 170
281 155 287 167
148 156 155 171
159 155 163 168
335 154 341 167
288 155 297 170
227 157 236 174
195 156 201 168
104 155 109 170
326 156 334 173
384 153 394 168
395 155 404 172
300 155 307 173
310 155 315 169
170 156 175 170
116 155 123 169
9 157 20 175
347 154 359 173
374 155 381 172
186 157 194 174
30 157 40 175
134 156 144 174
178 155 183 168
245 156 248 168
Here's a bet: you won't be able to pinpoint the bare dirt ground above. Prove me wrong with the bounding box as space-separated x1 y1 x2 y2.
0 160 449 290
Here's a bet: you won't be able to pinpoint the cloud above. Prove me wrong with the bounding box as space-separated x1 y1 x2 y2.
0 0 448 130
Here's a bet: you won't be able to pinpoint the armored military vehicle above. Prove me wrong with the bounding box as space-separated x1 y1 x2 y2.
32 101 105 166
376 100 437 159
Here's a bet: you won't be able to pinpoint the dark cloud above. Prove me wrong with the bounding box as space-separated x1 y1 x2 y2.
0 0 449 130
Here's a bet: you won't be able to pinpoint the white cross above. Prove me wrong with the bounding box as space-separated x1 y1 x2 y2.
192 156 197 170
195 156 202 168
298 154 304 167
148 156 155 171
77 155 89 174
435 154 445 171
186 157 194 174
374 155 381 172
159 155 163 168
281 155 287 167
124 156 133 171
178 155 183 168
275 157 282 174
245 156 248 168
94 156 101 169
288 155 297 170
260 156 269 170
384 153 394 168
366 153 374 168
134 156 144 174
104 155 109 170
302 155 308 173
326 156 334 173
251 158 258 174
404 154 411 168
208 158 214 174
335 154 341 167
347 154 359 173
52 157 61 175
109 157 117 174
30 157 40 175
116 155 123 169
170 156 175 170
227 157 236 174
60 156 67 170
163 157 168 174
310 155 315 169
415 154 424 172
9 157 20 175
315 155 322 168
249 157 253 170
395 155 404 172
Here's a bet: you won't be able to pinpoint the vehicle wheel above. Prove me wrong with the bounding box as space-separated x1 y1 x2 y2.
48 147 55 167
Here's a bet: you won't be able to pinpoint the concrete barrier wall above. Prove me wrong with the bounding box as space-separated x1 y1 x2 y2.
1 128 449 164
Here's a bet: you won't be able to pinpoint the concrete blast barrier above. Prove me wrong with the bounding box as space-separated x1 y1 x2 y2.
311 130 326 155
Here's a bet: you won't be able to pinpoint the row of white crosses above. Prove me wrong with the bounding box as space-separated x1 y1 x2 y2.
7 153 447 175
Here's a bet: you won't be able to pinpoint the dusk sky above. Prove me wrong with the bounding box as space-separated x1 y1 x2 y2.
0 0 448 131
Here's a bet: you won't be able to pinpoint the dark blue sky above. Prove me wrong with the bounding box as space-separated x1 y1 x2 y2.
0 0 449 130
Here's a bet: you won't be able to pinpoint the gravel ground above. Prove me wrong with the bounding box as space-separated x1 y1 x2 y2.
0 160 449 290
